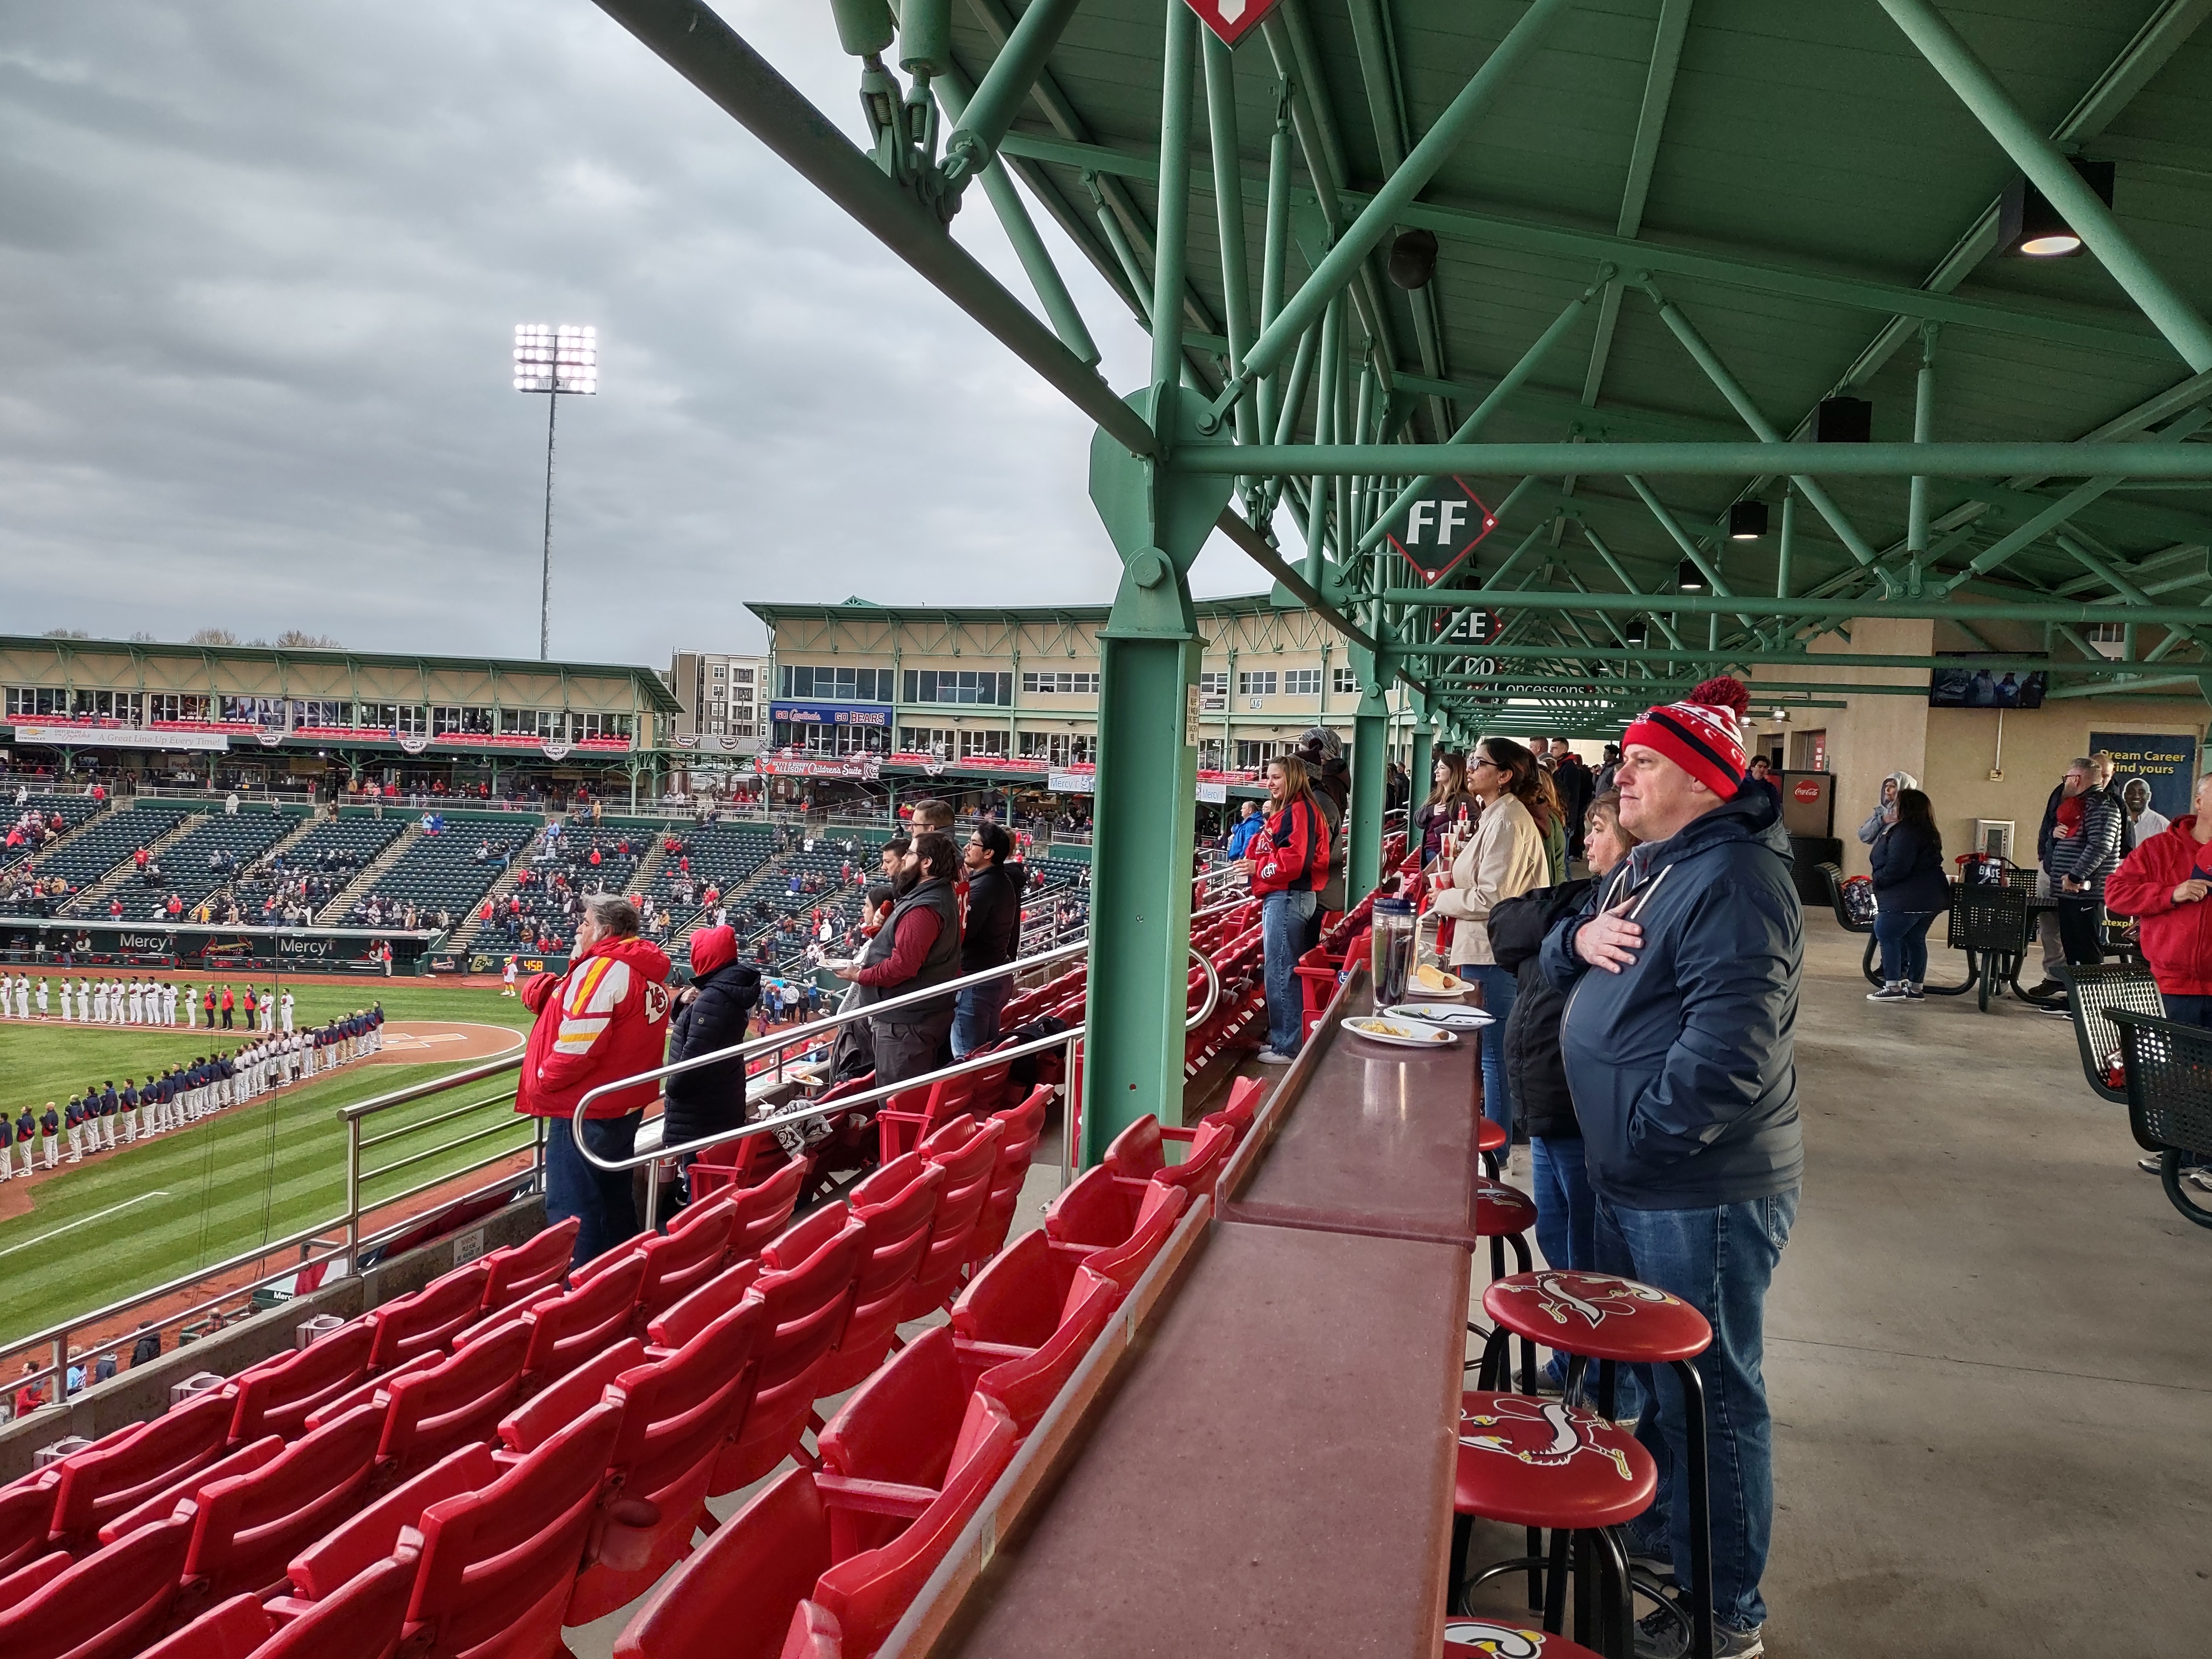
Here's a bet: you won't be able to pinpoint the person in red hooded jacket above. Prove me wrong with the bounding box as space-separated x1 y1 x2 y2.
2104 767 2212 1186
1245 753 1331 1064
518 891 673 1265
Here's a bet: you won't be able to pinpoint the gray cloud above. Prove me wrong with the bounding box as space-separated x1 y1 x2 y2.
0 3 1260 668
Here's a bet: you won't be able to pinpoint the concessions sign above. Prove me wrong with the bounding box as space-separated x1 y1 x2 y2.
11 722 230 752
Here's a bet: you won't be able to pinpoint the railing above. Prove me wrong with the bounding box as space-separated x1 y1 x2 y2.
3 1049 536 1413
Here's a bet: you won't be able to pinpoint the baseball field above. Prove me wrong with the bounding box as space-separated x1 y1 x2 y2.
0 975 537 1352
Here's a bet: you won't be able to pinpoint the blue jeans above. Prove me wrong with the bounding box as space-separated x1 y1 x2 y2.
1465 963 1517 1143
1595 1189 1799 1634
951 975 1012 1060
1262 889 1318 1056
1873 909 1937 983
1530 1135 1597 1274
545 1112 642 1268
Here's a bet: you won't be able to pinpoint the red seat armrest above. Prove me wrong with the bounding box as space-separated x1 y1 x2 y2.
809 1473 937 1522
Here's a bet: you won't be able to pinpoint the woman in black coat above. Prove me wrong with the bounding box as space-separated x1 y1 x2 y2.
661 924 760 1199
1867 787 1950 1002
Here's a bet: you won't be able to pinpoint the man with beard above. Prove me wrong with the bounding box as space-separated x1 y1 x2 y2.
836 832 963 1087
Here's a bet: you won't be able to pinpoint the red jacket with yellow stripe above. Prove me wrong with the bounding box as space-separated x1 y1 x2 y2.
517 933 674 1120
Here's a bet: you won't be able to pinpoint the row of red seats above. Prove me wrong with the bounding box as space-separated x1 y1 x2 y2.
0 1089 1060 1659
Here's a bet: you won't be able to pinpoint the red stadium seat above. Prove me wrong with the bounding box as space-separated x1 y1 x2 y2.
631 1197 738 1329
1049 1180 1188 1297
45 1387 233 1556
645 1257 765 1354
962 1087 1051 1272
366 1260 493 1372
564 1297 770 1624
515 1249 648 1385
374 1318 532 1479
226 1319 375 1444
285 1444 497 1604
1040 1162 1139 1250
479 1219 579 1313
0 1509 194 1659
723 1157 808 1264
300 1352 439 1434
971 1270 1117 1438
0 1548 70 1613
896 1115 1005 1321
145 1546 417 1659
950 1229 1081 1351
875 1070 974 1168
97 1437 283 1548
174 1402 383 1609
1 1473 58 1578
1136 1118 1235 1199
778 1602 842 1659
711 1212 865 1494
813 1328 974 1555
809 1155 945 1399
498 1340 648 1454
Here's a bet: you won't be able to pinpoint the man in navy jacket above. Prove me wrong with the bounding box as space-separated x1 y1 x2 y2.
1541 678 1802 1657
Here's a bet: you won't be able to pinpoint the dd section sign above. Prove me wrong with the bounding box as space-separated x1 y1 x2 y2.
1384 477 1496 587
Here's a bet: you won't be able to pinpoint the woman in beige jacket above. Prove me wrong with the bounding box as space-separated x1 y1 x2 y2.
1427 737 1550 1147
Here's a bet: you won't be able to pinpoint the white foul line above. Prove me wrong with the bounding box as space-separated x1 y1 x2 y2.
0 1191 170 1260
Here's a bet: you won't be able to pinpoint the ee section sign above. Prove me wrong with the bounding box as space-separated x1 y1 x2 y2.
1384 477 1496 587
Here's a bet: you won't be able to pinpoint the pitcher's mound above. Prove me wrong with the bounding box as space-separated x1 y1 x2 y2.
371 1021 525 1063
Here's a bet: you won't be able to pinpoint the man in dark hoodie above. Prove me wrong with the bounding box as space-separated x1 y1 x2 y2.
661 923 760 1197
1540 679 1802 1659
953 822 1025 1058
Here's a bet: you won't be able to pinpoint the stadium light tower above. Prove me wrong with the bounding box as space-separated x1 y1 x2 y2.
513 324 598 660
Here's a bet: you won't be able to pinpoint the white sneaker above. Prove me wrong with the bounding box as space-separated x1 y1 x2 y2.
1254 1049 1295 1066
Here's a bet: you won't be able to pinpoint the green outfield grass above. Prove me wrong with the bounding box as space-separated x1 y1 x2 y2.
0 979 539 1349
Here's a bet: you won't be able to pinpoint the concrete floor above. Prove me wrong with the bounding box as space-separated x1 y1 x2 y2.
568 915 2212 1658
1464 914 2212 1656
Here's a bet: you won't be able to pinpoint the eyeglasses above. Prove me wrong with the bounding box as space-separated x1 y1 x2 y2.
1469 757 1500 771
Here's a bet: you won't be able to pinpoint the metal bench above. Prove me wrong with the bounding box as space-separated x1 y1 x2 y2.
2054 964 2165 1105
1820 862 1975 998
2103 1009 2212 1231
1947 883 2034 1011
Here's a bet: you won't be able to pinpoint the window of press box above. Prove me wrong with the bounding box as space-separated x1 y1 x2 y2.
1283 669 1321 696
1021 670 1099 695
779 664 890 702
1237 671 1277 697
902 670 1013 706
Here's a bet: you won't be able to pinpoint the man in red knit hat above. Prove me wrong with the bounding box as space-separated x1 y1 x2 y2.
1539 677 1802 1659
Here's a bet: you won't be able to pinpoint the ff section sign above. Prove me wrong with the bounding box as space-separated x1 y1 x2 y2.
1182 0 1282 46
1383 477 1496 587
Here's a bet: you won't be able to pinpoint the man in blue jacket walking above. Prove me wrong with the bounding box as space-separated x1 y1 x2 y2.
1541 678 1803 1659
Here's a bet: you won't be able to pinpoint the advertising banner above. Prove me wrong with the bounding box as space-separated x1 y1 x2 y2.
2090 731 2198 821
10 722 231 752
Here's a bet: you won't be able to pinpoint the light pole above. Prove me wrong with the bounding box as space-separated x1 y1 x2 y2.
513 324 598 660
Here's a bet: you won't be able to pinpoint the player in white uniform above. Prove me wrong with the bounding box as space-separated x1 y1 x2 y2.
280 990 295 1032
124 981 140 1024
11 975 27 1020
260 989 274 1031
35 978 48 1019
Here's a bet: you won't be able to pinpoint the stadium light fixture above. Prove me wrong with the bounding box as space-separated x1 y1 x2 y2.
514 324 599 660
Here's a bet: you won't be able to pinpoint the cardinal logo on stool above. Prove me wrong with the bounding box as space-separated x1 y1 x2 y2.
1441 1620 1547 1658
1494 1270 1679 1331
1459 1396 1633 1482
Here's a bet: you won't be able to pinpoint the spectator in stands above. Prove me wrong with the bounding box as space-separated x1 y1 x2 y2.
1538 678 1799 1656
838 832 963 1087
2041 755 2125 1005
953 823 1024 1059
1744 754 1782 815
910 799 954 836
1430 739 1550 1145
1248 754 1332 1065
661 923 759 1203
1866 787 1950 1004
1295 729 1349 945
1855 770 1917 846
1412 750 1476 867
1550 739 1594 859
1224 799 1264 860
2104 767 2212 1190
517 893 672 1266
13 1361 43 1417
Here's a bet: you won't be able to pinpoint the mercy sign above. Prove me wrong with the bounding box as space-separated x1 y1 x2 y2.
1384 477 1495 587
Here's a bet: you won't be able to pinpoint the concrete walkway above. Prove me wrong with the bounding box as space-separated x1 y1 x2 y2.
1465 914 2212 1656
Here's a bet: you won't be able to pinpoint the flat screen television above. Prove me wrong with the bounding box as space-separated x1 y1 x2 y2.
1929 660 2046 709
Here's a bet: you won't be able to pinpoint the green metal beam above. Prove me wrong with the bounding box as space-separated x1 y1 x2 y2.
941 0 1086 188
1181 442 2212 479
1378 587 2212 627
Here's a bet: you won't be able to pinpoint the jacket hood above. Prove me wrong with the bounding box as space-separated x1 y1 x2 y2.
1881 770 1919 795
687 923 737 977
1618 782 1789 892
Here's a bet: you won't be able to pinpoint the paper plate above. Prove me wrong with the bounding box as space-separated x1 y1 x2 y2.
1401 968 1470 998
1384 1003 1494 1031
1344 1016 1460 1049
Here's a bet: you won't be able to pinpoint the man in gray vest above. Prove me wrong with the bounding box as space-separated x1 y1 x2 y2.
836 831 963 1087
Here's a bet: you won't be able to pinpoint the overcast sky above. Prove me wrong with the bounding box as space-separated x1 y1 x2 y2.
0 2 1262 669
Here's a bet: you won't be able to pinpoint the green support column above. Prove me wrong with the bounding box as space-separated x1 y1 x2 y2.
1408 695 1433 820
1345 643 1389 905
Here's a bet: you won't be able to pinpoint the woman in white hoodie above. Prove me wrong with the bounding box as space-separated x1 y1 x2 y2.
1427 737 1551 1148
1856 770 1919 844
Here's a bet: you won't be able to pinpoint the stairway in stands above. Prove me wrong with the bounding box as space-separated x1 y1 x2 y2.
314 821 424 924
199 810 322 920
68 812 206 915
443 826 551 954
0 794 112 883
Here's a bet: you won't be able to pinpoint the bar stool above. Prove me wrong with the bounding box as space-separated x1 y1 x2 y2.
1481 1271 1717 1659
1478 1115 1507 1178
1446 1619 1607 1658
1467 1177 1541 1394
1451 1391 1654 1659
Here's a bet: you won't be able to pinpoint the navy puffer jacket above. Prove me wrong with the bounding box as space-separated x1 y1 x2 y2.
1540 787 1805 1210
1870 821 1950 915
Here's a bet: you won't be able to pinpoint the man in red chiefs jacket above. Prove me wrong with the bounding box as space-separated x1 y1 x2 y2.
519 891 673 1265
2105 768 2212 1188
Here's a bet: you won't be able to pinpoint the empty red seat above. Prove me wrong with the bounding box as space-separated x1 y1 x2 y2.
0 1475 54 1578
97 1437 284 1548
962 1087 1051 1272
479 1219 580 1313
285 1444 499 1605
723 1157 808 1264
375 1319 533 1479
144 1546 418 1659
1040 1161 1139 1252
0 1547 70 1613
45 1387 233 1556
810 1155 945 1399
712 1213 866 1494
1052 1180 1188 1297
630 1196 738 1328
514 1249 648 1384
366 1260 493 1372
173 1401 383 1610
646 1256 764 1354
300 1352 441 1435
875 1071 973 1167
227 1320 375 1444
564 1296 769 1624
0 1509 194 1659
968 1269 1117 1438
950 1229 1077 1352
896 1115 1005 1321
812 1328 974 1556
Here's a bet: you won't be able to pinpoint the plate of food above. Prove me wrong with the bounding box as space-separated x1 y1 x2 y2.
1401 962 1470 999
1384 1003 1494 1031
1344 1016 1460 1048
